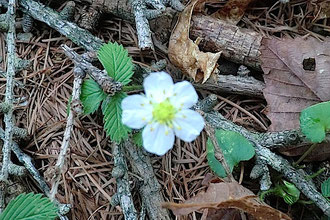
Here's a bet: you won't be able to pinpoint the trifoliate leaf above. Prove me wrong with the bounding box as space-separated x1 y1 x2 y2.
322 177 330 198
207 129 255 178
300 101 330 143
102 92 130 142
80 79 107 114
98 42 134 85
0 192 57 220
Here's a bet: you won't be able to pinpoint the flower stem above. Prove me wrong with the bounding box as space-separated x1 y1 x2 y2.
122 85 144 92
293 143 318 167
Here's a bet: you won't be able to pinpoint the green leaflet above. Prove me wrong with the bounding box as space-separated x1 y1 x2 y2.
80 79 107 114
132 131 143 147
0 193 57 220
322 177 330 198
98 42 134 85
102 92 131 142
207 129 255 178
300 101 330 143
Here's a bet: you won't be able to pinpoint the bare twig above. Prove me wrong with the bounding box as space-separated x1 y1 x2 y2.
203 110 330 216
204 124 234 181
49 67 85 200
61 45 122 95
124 140 171 220
0 0 16 212
111 144 138 220
131 0 154 50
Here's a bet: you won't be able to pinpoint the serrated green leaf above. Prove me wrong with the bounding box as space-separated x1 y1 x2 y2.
300 101 330 143
322 178 330 198
0 192 57 220
80 79 107 114
207 129 255 178
102 92 130 142
98 42 134 85
132 131 143 147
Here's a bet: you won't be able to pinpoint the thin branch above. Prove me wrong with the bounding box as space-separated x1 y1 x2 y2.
111 144 138 220
203 110 330 216
49 67 85 200
61 45 122 95
124 140 171 220
0 0 16 212
131 0 154 50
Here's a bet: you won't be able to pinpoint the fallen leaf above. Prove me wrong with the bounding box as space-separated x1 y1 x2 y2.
163 182 291 220
259 37 330 131
168 0 221 83
279 142 330 162
211 0 255 24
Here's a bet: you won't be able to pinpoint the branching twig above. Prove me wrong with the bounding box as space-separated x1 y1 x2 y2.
124 140 171 220
0 0 16 212
61 45 122 95
132 0 154 50
203 109 330 216
111 144 138 220
49 67 85 200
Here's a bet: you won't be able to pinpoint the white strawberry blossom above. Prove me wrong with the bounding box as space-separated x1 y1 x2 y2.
121 72 204 156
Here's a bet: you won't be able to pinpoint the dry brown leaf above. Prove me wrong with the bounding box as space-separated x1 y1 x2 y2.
163 182 291 220
260 37 330 131
168 0 221 83
279 142 330 162
211 0 255 24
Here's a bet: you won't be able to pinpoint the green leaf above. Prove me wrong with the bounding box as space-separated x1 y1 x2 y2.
206 140 226 177
98 42 134 85
80 79 107 114
322 177 330 198
281 180 300 205
132 131 143 147
0 192 57 220
300 101 330 143
207 129 255 178
102 92 130 142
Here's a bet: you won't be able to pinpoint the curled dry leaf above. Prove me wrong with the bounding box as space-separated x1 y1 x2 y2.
260 37 330 131
168 0 221 83
163 182 291 220
211 0 255 24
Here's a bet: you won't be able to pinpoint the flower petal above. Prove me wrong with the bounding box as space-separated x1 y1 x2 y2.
143 72 174 103
121 95 152 129
171 81 198 109
173 109 204 142
142 122 174 156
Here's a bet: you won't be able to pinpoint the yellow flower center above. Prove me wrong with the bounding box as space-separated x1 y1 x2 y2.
152 99 176 125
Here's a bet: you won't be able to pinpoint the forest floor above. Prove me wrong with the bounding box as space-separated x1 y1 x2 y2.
0 0 330 219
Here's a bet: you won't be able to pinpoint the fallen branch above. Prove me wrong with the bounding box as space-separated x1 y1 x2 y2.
194 74 265 98
124 140 171 220
190 14 262 70
198 95 330 216
0 0 16 212
61 45 122 95
111 144 138 220
49 66 84 200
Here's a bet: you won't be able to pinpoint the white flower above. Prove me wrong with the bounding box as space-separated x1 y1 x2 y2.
121 72 204 156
